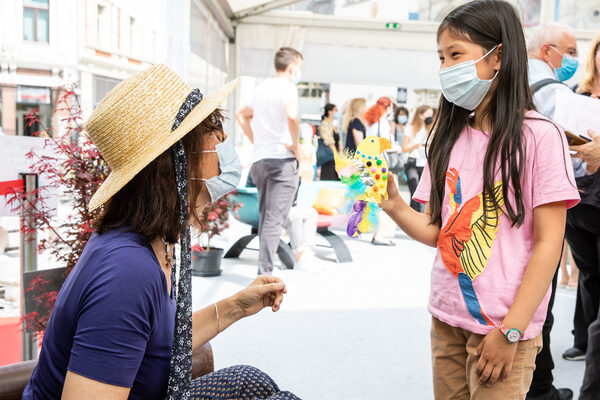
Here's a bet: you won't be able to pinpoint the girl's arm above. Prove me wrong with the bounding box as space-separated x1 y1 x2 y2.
502 201 566 337
476 201 566 387
381 174 440 247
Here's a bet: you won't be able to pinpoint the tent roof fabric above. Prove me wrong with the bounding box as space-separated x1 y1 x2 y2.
227 0 304 19
228 0 271 12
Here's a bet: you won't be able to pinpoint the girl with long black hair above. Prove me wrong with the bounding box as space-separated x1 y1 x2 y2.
382 1 579 398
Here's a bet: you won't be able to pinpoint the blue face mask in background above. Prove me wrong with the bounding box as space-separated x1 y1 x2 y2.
551 47 578 82
398 115 408 125
438 45 499 111
293 68 302 85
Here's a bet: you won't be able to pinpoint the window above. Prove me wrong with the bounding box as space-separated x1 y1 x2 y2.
23 0 49 43
129 17 140 55
97 4 109 48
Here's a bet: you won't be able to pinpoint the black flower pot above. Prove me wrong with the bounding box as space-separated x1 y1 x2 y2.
191 248 223 277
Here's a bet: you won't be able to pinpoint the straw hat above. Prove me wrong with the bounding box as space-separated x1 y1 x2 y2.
85 64 239 211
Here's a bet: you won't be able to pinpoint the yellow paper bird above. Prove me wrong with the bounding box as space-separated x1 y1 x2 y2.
354 136 392 202
334 135 392 237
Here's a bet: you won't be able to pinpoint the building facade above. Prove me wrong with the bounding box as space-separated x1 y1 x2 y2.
0 0 230 138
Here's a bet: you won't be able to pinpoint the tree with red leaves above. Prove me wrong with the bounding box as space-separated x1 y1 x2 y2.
6 85 110 332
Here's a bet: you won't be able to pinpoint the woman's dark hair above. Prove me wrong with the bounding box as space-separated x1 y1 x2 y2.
394 106 409 123
322 103 336 120
95 109 225 244
427 0 535 228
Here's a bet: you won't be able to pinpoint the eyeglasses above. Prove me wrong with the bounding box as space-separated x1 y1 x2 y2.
191 130 226 154
549 44 578 58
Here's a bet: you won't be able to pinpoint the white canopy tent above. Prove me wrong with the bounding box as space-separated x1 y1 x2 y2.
196 0 597 139
202 0 596 88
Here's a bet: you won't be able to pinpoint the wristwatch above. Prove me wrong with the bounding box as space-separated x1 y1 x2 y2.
499 324 522 343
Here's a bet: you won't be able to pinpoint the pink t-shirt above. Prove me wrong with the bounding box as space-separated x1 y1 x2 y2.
414 111 580 339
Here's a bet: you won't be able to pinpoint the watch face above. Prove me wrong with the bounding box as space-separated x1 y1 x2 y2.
507 329 521 343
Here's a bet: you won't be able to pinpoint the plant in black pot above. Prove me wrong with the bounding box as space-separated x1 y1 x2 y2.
191 192 240 277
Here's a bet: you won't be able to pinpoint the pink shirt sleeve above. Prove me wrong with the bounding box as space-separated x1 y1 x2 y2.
530 124 580 209
413 162 431 204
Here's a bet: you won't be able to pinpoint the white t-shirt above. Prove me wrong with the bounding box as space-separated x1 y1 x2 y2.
248 77 298 162
405 125 428 167
365 117 391 140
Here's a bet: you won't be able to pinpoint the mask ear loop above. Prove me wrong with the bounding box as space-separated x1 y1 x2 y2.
476 44 501 82
476 44 500 64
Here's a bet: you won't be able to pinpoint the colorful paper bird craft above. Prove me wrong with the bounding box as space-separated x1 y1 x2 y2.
334 135 392 238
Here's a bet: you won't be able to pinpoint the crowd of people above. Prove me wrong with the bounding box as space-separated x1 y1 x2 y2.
18 0 600 399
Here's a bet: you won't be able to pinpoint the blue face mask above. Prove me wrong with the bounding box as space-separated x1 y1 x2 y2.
439 45 499 111
551 47 578 82
398 115 408 125
292 67 302 85
334 111 340 120
199 136 241 202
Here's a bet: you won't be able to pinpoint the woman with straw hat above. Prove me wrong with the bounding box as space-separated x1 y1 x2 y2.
23 65 298 400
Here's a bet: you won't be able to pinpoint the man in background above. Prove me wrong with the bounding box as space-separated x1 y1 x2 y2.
236 47 302 275
526 22 579 400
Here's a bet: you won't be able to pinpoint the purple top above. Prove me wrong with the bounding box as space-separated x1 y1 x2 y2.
23 228 176 400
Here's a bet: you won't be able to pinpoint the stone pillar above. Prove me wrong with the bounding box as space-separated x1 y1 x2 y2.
1 85 17 135
540 0 556 24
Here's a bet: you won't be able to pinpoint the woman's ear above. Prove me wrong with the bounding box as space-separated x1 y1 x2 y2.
493 43 503 71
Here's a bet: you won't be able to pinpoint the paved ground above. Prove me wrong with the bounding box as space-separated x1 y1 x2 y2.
0 192 587 399
194 217 586 400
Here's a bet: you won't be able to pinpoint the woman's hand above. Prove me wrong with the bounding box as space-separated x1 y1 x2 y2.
233 276 287 318
475 329 518 387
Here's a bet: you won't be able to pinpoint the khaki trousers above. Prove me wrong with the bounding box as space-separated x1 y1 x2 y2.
431 317 542 400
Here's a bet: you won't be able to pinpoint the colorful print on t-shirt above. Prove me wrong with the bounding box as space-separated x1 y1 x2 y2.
438 168 504 326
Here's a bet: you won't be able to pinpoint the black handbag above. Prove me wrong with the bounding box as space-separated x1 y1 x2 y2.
316 128 334 167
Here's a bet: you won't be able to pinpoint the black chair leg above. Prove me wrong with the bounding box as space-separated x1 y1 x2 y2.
276 241 296 269
224 234 257 259
317 228 353 263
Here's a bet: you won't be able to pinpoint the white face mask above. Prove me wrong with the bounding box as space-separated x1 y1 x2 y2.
438 45 499 111
198 137 241 202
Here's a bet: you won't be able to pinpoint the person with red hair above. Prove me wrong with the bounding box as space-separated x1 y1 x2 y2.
365 97 393 140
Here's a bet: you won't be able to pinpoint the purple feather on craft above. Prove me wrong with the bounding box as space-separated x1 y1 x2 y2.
347 200 366 237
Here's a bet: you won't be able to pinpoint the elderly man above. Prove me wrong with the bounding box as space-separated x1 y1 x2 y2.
528 23 579 118
570 131 600 400
526 23 579 400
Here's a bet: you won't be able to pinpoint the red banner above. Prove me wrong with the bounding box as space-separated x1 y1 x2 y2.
0 179 25 196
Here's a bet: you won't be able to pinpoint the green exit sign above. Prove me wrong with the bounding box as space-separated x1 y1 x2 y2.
386 22 401 29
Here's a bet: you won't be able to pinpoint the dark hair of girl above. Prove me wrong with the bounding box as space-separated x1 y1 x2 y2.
322 103 336 121
427 0 535 228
